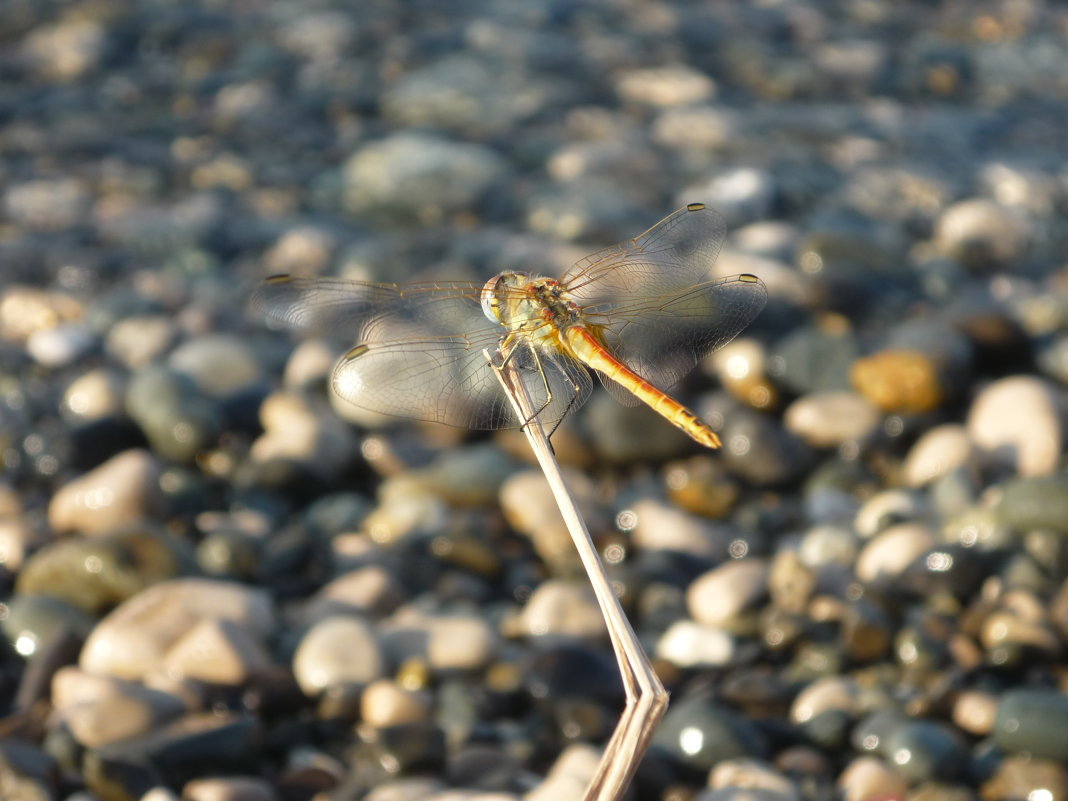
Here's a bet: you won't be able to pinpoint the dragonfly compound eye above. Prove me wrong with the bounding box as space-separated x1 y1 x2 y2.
480 275 505 323
481 272 526 324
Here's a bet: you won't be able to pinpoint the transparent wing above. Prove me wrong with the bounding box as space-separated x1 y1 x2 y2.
561 203 726 302
253 275 511 428
333 318 592 431
252 274 594 430
252 275 488 337
593 274 767 404
558 204 765 400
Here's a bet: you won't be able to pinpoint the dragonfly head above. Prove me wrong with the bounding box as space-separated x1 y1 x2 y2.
480 272 529 324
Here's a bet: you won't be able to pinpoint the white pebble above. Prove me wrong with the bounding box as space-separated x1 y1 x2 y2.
783 391 881 448
967 375 1062 477
687 559 770 626
293 616 385 696
855 523 935 583
903 424 975 487
48 449 163 536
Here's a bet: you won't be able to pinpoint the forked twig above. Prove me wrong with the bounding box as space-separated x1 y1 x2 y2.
485 350 669 801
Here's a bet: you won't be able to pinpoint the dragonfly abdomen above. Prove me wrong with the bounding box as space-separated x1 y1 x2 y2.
563 326 722 449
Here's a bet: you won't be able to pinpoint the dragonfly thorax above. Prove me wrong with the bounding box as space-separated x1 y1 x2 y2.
480 271 581 332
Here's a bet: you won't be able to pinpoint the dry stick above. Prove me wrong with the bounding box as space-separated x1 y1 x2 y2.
486 351 669 801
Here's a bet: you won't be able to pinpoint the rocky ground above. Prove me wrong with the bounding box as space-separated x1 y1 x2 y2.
2 1 1068 800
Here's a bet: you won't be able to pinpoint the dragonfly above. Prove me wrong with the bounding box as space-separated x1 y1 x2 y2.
254 203 767 449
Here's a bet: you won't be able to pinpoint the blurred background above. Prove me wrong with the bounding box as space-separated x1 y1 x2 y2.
2 2 1068 800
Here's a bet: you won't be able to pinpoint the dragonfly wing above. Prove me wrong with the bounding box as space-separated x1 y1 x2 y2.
595 273 767 395
254 274 513 428
561 204 726 303
251 275 487 338
332 332 513 429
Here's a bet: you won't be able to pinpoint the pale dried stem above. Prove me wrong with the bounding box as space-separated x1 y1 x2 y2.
486 351 669 801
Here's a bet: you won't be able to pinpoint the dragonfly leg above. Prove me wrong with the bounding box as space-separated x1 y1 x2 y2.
493 338 557 428
524 340 586 442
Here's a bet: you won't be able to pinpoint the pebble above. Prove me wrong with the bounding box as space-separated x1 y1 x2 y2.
903 424 976 487
526 744 599 801
837 756 909 801
1 594 97 661
769 323 858 396
124 366 221 463
423 615 500 672
993 689 1068 762
16 528 190 616
881 719 967 784
0 286 84 342
363 780 447 801
382 612 499 673
249 391 359 477
980 608 1059 656
359 479 449 546
82 711 262 797
168 334 263 399
708 758 800 800
60 368 127 420
996 473 1068 535
967 375 1062 477
782 391 881 448
704 395 814 486
161 617 272 685
855 523 936 583
935 198 1033 272
516 580 606 640
663 456 741 519
652 695 768 771
79 578 273 680
850 349 943 414
789 677 858 725
26 322 96 367
653 104 740 151
616 64 716 107
682 166 776 227
980 756 1068 801
403 443 517 508
360 679 433 728
20 19 106 81
104 315 176 369
3 176 91 230
0 740 59 801
655 620 737 668
951 689 998 737
292 616 385 696
47 449 163 535
299 566 406 623
263 225 337 276
798 525 858 570
383 55 554 139
499 469 600 570
626 497 734 560
182 777 278 801
855 489 931 538
62 682 185 748
281 338 338 391
342 132 507 223
0 516 40 573
695 790 797 801
584 390 697 463
687 559 770 627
